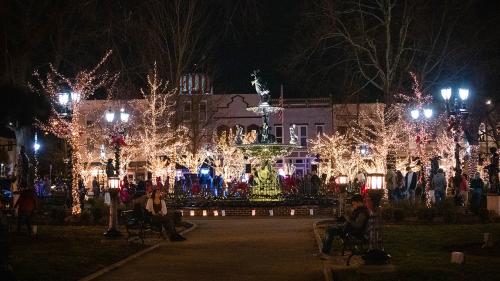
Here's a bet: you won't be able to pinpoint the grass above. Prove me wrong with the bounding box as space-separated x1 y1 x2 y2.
332 223 500 281
10 225 147 281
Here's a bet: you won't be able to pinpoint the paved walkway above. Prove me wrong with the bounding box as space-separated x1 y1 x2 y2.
96 218 324 281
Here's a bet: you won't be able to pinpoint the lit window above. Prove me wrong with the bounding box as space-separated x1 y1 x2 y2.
298 125 308 147
275 125 283 143
316 124 324 136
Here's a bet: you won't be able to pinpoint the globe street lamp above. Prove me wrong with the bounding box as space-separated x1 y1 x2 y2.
103 106 129 238
441 87 469 190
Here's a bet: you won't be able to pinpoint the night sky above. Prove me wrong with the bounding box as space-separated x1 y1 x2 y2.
1 0 500 101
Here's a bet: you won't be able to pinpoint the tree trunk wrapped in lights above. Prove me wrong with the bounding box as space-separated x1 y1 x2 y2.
32 51 117 214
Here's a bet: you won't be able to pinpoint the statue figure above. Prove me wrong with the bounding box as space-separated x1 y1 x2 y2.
289 124 298 145
261 123 269 143
235 125 243 145
486 147 499 193
16 145 30 190
251 70 270 104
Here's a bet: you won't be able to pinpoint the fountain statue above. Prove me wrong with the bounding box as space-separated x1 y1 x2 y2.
289 124 298 145
236 71 301 200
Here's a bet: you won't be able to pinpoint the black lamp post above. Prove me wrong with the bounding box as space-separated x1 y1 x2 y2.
441 87 469 193
103 107 129 238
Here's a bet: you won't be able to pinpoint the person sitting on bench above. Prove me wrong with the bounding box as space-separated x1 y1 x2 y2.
144 190 185 242
318 194 370 260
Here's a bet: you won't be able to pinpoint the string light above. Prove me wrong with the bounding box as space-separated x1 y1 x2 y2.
33 50 117 214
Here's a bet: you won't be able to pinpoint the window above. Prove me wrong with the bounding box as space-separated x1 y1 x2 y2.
199 101 207 122
183 101 191 121
298 125 308 147
316 124 324 136
275 125 283 143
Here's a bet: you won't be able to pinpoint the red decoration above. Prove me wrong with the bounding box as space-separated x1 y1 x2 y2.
111 135 127 147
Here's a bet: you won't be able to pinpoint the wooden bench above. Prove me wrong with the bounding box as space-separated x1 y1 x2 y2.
121 210 162 244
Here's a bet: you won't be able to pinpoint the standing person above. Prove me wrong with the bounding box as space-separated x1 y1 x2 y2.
431 169 447 203
470 172 484 210
311 171 321 195
460 172 470 206
395 170 404 200
145 190 185 241
78 175 86 211
405 167 417 204
43 175 51 197
14 188 37 236
385 165 397 204
92 176 100 198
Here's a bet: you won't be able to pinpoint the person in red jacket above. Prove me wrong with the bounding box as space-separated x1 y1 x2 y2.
14 188 37 235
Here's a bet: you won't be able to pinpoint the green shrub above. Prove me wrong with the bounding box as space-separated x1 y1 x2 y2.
49 207 66 224
381 206 394 221
416 207 436 222
393 208 406 222
478 208 491 223
80 211 91 224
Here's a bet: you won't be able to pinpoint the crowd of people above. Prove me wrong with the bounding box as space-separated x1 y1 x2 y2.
384 164 486 208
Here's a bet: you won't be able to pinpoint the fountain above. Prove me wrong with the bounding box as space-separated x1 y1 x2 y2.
235 71 301 200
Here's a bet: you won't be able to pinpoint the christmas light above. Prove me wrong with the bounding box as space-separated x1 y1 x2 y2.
33 50 117 214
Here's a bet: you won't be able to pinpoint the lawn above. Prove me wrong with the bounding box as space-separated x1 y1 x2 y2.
332 223 500 281
10 225 147 281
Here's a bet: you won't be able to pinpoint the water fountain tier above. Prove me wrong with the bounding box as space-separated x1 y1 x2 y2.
235 71 301 200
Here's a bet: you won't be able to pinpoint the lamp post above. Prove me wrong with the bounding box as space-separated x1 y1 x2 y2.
441 87 469 193
363 173 391 265
104 176 121 237
103 107 129 238
33 132 40 180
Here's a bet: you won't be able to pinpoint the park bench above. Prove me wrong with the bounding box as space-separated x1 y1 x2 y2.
340 232 369 266
121 210 162 244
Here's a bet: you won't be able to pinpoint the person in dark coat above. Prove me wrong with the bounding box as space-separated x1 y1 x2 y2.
405 167 417 204
318 194 370 259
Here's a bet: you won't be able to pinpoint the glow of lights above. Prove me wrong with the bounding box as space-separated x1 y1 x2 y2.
33 133 40 152
335 175 349 185
71 92 81 103
290 209 295 216
269 209 274 216
458 88 469 101
105 110 115 123
424 108 433 119
200 168 210 175
202 210 207 217
441 88 452 101
58 92 69 105
278 168 286 177
108 177 120 189
120 108 130 123
309 209 314 216
486 100 492 105
221 210 226 216
366 173 385 190
252 209 256 216
190 210 195 216
411 109 420 120
213 210 219 216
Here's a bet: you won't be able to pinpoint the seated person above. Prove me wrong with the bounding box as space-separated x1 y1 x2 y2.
141 190 185 242
318 194 370 260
